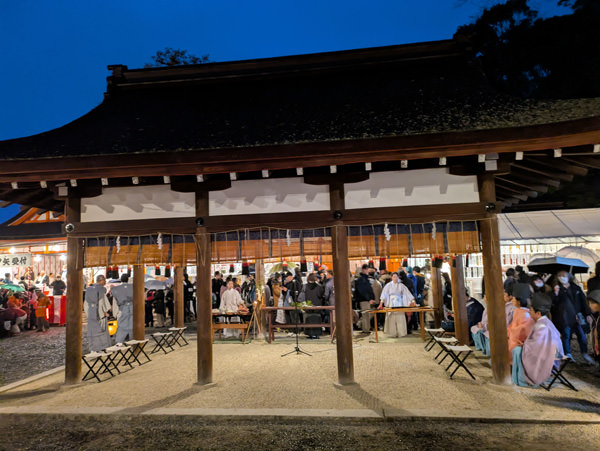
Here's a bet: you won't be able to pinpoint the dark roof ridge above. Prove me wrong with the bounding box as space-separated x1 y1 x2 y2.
106 38 466 91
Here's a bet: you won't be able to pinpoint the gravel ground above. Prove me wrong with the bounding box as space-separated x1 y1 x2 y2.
1 416 599 450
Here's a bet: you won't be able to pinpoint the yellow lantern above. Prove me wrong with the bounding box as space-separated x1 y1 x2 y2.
108 320 118 336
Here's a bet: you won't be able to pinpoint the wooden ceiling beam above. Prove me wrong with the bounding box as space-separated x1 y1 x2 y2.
495 176 549 193
507 170 561 188
495 182 538 198
562 156 600 170
510 163 574 182
525 157 588 176
496 188 528 202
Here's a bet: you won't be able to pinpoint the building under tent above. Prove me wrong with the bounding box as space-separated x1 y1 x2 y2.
1 38 600 386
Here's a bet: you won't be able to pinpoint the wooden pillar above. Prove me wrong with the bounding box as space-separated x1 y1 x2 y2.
450 255 468 344
196 190 213 384
64 195 84 384
174 265 184 327
133 264 145 340
478 174 511 384
430 263 443 328
330 183 354 385
254 259 268 340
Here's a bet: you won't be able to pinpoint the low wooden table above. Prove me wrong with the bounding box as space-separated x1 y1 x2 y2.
212 312 251 343
263 306 335 343
366 307 434 342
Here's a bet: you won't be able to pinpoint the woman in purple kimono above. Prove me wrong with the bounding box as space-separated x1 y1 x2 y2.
512 293 564 387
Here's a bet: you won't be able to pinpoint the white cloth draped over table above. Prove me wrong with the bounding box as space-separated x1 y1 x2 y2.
84 284 112 352
380 281 414 338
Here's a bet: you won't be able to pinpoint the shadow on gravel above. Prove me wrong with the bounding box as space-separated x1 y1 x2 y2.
116 383 213 414
532 396 600 415
0 387 59 401
334 382 398 416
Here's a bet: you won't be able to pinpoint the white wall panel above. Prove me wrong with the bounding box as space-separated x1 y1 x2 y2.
81 185 195 222
344 169 479 209
209 177 330 216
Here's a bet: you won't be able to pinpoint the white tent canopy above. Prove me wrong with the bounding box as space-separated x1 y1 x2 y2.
499 208 600 241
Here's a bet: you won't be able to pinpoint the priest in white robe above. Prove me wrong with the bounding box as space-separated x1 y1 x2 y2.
379 272 414 338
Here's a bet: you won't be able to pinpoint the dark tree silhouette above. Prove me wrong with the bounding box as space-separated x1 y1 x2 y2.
455 0 600 98
144 47 210 68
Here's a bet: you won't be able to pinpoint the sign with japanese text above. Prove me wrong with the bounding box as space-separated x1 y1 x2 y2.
0 253 32 267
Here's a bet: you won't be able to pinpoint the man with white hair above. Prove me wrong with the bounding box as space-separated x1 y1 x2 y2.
84 274 112 351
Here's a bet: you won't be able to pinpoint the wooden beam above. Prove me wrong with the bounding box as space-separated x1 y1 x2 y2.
174 266 184 327
478 174 511 385
430 264 443 328
495 188 528 202
67 202 491 236
562 156 600 170
508 170 560 188
511 163 574 182
2 116 600 183
196 190 213 385
495 176 549 193
133 264 145 340
526 157 588 177
64 197 83 385
495 182 537 198
450 255 468 345
330 183 354 385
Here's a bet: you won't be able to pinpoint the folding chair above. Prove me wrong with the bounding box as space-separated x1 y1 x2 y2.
433 336 458 364
151 332 175 354
444 344 476 380
104 345 134 373
168 327 189 347
82 351 115 382
424 328 446 351
125 339 151 365
541 357 578 392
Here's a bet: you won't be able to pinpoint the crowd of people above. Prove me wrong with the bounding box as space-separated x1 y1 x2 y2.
470 263 600 388
0 270 67 336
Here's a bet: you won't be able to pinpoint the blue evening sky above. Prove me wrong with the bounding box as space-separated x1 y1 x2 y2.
0 0 567 221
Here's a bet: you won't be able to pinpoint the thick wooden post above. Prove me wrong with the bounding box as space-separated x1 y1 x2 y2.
330 183 354 385
479 174 511 384
64 198 84 384
196 190 213 384
133 264 145 340
174 266 185 327
430 263 443 328
451 255 468 344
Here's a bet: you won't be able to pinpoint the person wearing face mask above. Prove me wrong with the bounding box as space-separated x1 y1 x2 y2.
551 270 594 364
530 275 547 294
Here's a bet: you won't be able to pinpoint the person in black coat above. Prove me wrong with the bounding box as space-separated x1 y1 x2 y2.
299 273 325 338
586 262 600 294
551 270 594 363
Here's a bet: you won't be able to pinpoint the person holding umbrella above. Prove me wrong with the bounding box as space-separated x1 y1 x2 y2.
551 270 594 364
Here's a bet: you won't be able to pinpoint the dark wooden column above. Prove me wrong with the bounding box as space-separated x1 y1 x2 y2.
133 264 145 340
450 255 468 344
430 262 443 328
196 190 213 384
478 174 511 384
330 183 354 385
65 197 83 384
174 265 184 327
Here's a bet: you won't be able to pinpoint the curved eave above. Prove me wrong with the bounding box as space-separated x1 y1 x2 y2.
0 114 599 183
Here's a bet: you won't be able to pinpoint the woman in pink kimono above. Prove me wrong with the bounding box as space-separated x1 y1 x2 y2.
507 294 535 358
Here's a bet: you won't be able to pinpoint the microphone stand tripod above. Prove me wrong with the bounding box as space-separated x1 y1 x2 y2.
281 289 311 357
